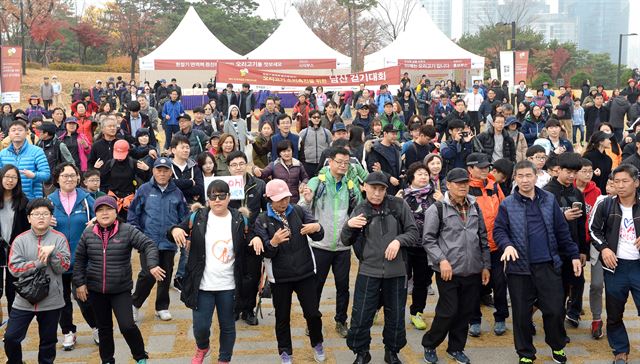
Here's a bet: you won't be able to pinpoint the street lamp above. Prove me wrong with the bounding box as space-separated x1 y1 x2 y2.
617 33 637 88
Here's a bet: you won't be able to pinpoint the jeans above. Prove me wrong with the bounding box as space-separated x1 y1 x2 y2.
272 275 323 355
347 274 407 354
89 290 148 363
342 105 352 120
59 273 97 334
192 290 236 362
562 259 585 320
572 125 585 144
313 248 351 324
471 251 509 324
422 273 480 352
132 249 175 310
507 263 566 360
4 308 60 364
175 246 188 279
163 124 180 150
589 260 604 320
406 250 433 316
603 259 640 355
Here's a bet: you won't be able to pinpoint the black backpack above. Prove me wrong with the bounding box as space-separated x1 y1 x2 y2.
14 268 50 305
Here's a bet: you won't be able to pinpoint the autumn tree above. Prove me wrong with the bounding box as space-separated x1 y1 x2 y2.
29 16 67 67
70 22 110 64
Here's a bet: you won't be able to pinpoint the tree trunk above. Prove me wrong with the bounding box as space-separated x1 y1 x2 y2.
129 52 137 81
81 46 87 65
348 6 357 73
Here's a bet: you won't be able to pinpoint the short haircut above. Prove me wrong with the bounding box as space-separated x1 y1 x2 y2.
226 150 247 165
170 134 190 149
277 113 291 125
580 158 593 168
207 179 230 197
325 101 337 108
170 89 178 94
526 145 547 158
514 160 537 175
83 169 100 181
419 125 436 138
9 119 27 130
328 147 350 160
454 99 465 106
448 119 465 130
53 162 80 188
557 152 582 171
612 164 639 180
409 122 421 131
276 140 293 155
331 139 349 149
405 162 429 185
545 155 559 170
26 198 54 215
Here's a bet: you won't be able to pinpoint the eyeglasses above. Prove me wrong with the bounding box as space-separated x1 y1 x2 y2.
2 175 18 181
331 159 350 166
59 174 77 180
311 116 321 119
532 156 547 161
229 162 247 169
209 193 229 201
30 212 51 219
85 178 100 183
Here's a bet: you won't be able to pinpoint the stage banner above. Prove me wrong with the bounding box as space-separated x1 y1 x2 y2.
514 51 529 83
398 59 471 70
153 59 337 70
499 51 514 92
216 63 400 89
0 46 22 103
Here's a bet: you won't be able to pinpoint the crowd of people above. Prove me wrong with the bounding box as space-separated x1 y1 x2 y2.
0 72 640 364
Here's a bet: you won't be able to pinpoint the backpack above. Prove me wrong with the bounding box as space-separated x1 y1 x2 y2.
431 200 482 241
352 197 405 261
310 172 357 216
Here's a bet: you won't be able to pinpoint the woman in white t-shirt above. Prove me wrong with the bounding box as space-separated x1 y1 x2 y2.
169 180 261 364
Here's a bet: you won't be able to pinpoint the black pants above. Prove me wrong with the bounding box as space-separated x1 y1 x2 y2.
406 250 433 315
4 307 60 364
303 162 319 181
0 266 17 315
132 249 175 311
89 290 148 363
59 273 97 334
347 274 407 354
507 263 565 360
43 99 52 110
471 251 509 324
561 258 584 320
422 273 481 352
238 253 262 314
272 275 323 355
468 111 480 134
313 247 351 324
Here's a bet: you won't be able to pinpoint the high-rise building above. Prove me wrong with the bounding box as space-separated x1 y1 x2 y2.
461 0 497 35
421 0 452 37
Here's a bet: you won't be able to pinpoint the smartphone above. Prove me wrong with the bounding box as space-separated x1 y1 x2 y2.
572 202 583 210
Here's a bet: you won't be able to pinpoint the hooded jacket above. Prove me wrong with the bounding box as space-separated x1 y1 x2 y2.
341 195 419 278
422 193 491 276
48 189 94 271
73 221 159 294
468 175 505 252
8 228 70 312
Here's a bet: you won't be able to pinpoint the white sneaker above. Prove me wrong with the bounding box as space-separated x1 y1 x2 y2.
156 310 172 321
133 305 140 323
92 327 100 345
63 332 76 351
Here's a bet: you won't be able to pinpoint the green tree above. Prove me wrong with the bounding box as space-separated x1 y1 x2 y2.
531 73 552 89
570 71 592 90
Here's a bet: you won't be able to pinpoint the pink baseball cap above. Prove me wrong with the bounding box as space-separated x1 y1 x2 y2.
113 140 130 160
265 179 292 201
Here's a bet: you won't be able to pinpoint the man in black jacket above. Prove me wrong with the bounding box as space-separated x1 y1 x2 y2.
589 164 640 364
584 94 609 140
543 152 587 331
238 83 256 130
621 133 640 171
219 83 238 116
120 101 157 147
166 78 182 100
254 179 326 364
366 124 403 195
443 99 472 132
341 171 419 364
475 114 516 163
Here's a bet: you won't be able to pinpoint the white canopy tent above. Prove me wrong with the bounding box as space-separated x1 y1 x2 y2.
364 6 484 74
245 7 351 70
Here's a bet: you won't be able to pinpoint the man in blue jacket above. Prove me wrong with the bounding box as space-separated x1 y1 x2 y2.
271 114 299 162
161 89 184 149
0 119 50 199
493 160 581 364
128 157 188 322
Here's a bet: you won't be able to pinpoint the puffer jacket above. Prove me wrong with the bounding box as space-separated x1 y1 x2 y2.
0 142 50 199
127 178 189 251
259 158 309 203
255 204 324 283
341 195 419 278
8 228 70 311
468 175 504 252
493 187 579 275
475 129 517 162
522 114 546 146
73 221 159 294
299 125 332 164
168 207 248 309
299 169 363 252
48 188 95 271
422 194 491 276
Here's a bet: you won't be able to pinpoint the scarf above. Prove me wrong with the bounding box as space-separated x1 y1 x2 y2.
403 184 433 206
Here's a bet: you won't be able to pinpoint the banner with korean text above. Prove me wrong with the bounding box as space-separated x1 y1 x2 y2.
153 59 337 70
216 63 400 90
398 59 472 70
0 46 22 103
514 51 529 84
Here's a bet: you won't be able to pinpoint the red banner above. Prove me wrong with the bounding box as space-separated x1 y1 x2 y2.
399 59 472 70
0 46 22 103
153 58 337 70
216 63 400 88
514 51 529 83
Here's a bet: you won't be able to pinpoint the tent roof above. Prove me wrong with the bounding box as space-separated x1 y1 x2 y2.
245 7 351 68
139 6 241 70
364 6 484 71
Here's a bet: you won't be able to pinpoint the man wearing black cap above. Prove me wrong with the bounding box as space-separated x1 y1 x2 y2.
352 104 374 135
421 168 490 364
341 171 419 364
219 83 238 117
366 124 403 195
175 113 208 159
121 101 156 148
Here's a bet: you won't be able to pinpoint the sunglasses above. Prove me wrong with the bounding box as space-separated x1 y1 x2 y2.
209 193 229 201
